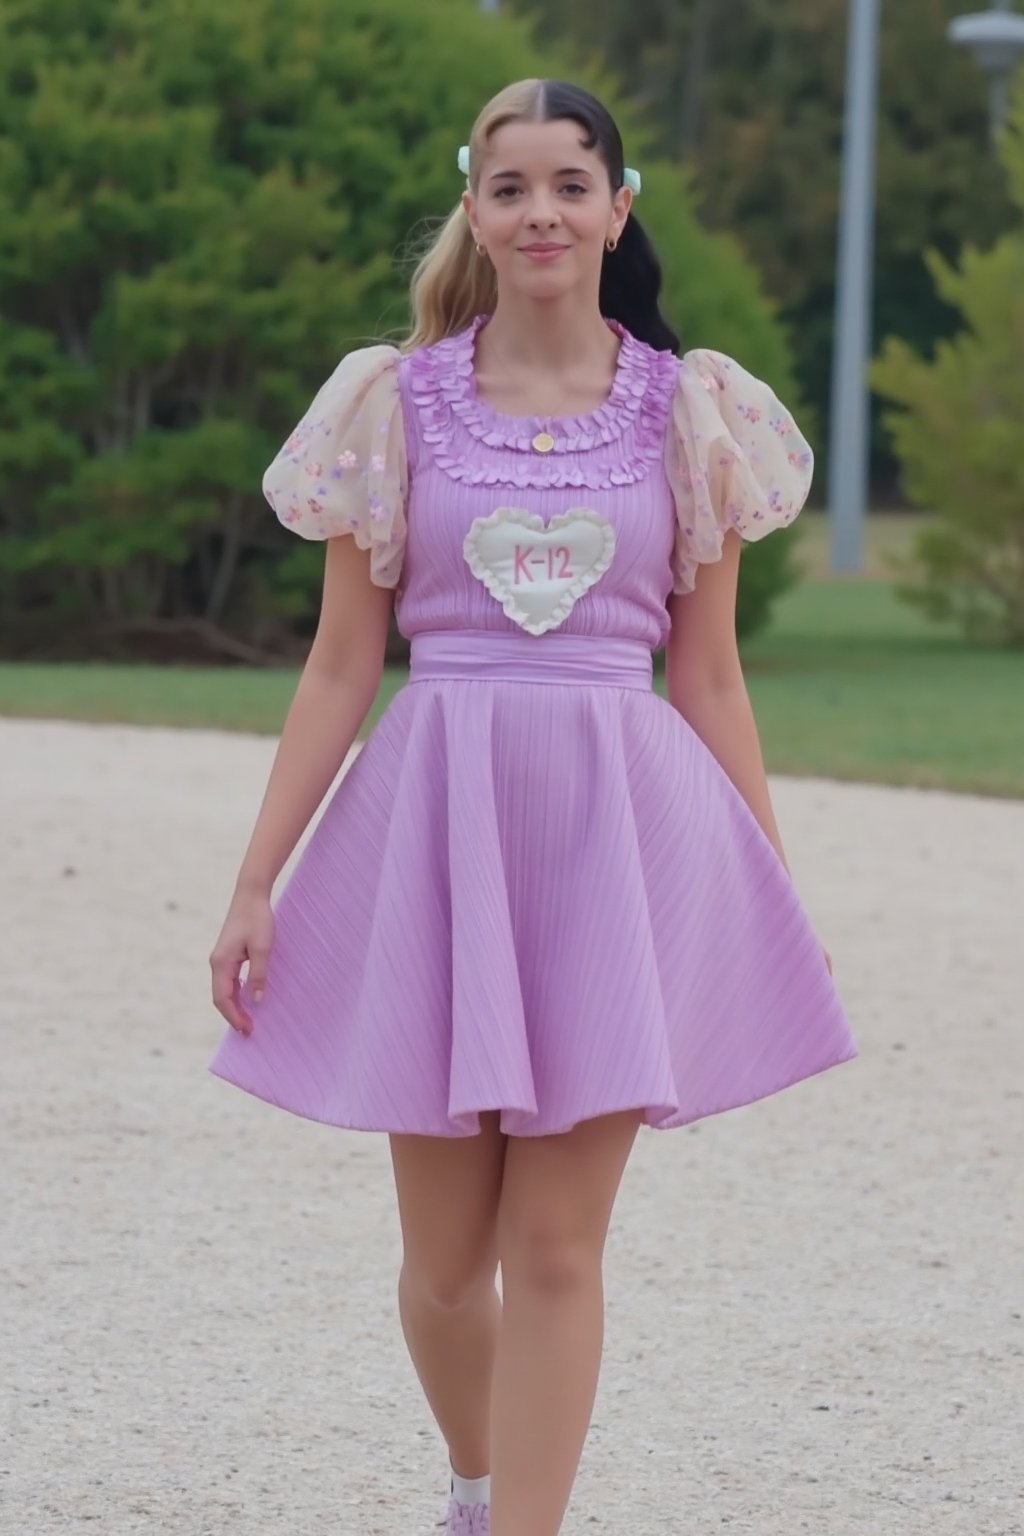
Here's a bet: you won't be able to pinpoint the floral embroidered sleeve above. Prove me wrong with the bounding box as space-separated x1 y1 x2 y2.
664 349 813 595
262 344 407 589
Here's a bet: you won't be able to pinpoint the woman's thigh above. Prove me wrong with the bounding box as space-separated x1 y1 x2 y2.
389 1112 507 1303
497 1112 642 1286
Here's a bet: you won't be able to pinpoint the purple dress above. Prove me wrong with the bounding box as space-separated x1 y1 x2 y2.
208 314 857 1136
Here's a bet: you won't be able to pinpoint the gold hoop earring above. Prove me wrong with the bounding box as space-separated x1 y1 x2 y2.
475 243 488 259
605 235 619 253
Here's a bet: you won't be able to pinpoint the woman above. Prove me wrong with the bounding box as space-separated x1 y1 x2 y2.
208 77 856 1536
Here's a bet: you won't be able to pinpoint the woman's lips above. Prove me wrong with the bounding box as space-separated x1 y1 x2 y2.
520 245 570 262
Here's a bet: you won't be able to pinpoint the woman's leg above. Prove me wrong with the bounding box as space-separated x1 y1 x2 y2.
389 1113 507 1481
490 1111 642 1536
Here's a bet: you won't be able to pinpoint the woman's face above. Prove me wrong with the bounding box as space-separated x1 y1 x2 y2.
463 118 631 300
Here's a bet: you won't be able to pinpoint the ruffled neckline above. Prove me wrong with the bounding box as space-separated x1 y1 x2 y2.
406 314 680 490
414 313 657 455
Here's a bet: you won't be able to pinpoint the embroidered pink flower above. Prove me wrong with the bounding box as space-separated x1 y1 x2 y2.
304 460 323 478
307 497 324 515
371 453 386 473
739 404 762 424
336 450 358 470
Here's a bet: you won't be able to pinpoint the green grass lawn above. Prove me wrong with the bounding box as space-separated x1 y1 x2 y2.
2 517 1021 797
741 580 1023 798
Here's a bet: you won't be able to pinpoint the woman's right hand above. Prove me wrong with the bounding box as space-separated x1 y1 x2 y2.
209 888 276 1036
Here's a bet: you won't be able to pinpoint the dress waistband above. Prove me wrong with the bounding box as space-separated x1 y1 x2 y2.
408 631 653 690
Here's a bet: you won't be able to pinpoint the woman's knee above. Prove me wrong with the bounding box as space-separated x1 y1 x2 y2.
400 1242 498 1313
390 1118 505 1313
497 1215 601 1298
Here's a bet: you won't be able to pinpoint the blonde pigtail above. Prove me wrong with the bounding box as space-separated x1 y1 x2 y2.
405 203 498 351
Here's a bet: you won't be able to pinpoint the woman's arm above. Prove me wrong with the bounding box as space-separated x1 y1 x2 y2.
232 535 394 898
211 536 392 1031
664 531 791 874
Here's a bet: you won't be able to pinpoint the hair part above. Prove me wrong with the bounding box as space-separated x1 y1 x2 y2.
405 79 679 354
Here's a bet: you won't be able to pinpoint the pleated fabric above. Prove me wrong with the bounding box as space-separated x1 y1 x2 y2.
208 631 855 1135
208 316 857 1135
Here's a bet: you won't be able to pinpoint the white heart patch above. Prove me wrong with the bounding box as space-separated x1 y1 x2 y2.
463 507 616 636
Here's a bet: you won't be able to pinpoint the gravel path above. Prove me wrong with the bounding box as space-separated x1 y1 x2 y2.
3 717 1022 1536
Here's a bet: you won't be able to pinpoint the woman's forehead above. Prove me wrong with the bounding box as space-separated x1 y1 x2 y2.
482 118 600 171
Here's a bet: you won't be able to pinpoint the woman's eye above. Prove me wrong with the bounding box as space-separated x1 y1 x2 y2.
493 183 588 199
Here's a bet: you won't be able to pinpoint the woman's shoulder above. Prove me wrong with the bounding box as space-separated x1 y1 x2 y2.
663 346 813 594
327 340 404 389
669 347 808 453
671 345 758 393
671 346 797 413
261 340 407 585
276 342 405 437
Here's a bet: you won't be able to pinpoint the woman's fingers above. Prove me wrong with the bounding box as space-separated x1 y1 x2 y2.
246 943 270 1004
210 896 274 1035
210 948 252 1035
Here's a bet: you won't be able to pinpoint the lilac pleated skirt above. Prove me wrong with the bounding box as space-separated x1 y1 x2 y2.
208 631 856 1136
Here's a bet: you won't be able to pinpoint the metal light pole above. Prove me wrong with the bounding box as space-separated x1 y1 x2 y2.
828 0 882 574
949 2 1024 142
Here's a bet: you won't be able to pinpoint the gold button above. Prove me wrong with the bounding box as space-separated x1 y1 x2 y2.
531 431 555 453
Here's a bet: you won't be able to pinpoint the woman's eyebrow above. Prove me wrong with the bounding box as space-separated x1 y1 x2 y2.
488 166 594 182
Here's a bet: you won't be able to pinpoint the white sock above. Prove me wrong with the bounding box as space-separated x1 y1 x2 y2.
451 1466 491 1507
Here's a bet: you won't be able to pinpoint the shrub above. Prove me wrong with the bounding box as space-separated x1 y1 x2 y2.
873 92 1024 648
0 0 802 656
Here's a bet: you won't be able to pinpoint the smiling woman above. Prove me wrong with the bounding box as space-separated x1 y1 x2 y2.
407 78 678 358
207 73 856 1536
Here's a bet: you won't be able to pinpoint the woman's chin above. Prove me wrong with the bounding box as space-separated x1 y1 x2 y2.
504 271 582 301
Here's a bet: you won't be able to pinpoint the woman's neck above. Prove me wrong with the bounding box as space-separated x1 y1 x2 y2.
479 296 619 376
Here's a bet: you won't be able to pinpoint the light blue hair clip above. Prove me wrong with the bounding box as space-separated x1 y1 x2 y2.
457 144 471 177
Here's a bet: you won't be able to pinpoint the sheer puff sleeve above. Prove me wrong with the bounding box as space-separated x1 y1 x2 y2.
262 344 407 589
665 348 813 595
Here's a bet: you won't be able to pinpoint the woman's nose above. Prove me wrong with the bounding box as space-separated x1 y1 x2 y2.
525 200 560 227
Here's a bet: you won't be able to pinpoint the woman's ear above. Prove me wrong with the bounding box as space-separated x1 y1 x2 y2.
612 185 633 239
461 189 477 242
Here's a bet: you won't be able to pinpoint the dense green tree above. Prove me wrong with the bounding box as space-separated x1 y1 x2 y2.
509 0 1015 485
873 95 1024 647
0 0 801 656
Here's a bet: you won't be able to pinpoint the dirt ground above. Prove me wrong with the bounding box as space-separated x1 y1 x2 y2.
3 717 1022 1536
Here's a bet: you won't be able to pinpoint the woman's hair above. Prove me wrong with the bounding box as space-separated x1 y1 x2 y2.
405 79 680 355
